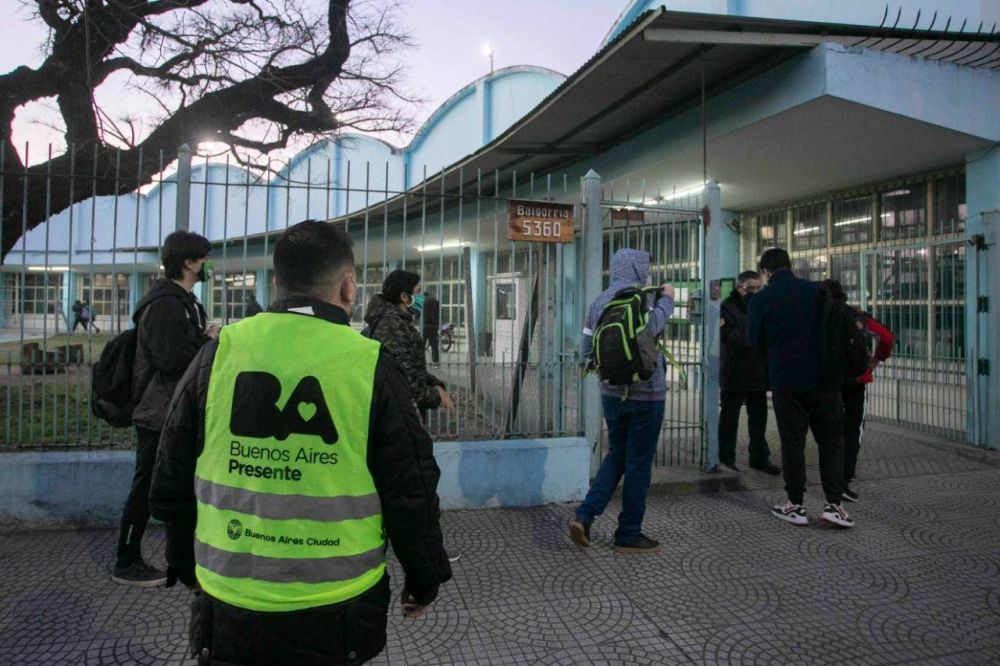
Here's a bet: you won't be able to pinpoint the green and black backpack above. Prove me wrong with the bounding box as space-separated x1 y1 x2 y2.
592 286 662 386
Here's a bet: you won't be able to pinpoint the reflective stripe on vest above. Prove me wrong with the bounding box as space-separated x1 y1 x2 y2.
195 312 385 613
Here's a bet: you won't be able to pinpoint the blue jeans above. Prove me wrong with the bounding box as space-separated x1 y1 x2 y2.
576 396 665 544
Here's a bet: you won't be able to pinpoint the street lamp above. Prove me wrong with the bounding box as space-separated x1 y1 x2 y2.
483 45 494 74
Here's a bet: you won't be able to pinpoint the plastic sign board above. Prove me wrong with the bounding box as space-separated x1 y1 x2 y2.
508 200 575 243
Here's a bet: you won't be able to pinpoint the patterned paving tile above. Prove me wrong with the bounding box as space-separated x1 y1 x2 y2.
1 424 999 664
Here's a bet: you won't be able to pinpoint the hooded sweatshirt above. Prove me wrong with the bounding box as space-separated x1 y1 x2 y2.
581 248 674 401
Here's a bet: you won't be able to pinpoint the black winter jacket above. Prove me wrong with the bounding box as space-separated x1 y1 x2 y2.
363 295 444 410
131 279 210 431
149 296 451 666
720 290 768 392
747 269 832 392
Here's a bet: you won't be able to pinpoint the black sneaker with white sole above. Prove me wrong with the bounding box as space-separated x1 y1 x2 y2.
111 559 167 588
842 487 860 503
771 500 809 526
613 534 659 554
821 503 855 528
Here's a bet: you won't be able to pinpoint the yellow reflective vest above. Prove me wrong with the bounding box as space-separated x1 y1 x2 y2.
194 312 385 612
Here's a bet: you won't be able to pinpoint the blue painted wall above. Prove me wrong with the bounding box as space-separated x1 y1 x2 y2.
0 438 591 528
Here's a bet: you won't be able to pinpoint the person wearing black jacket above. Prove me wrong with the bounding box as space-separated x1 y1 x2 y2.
719 271 779 475
422 291 441 365
747 248 853 529
150 220 451 666
111 231 218 587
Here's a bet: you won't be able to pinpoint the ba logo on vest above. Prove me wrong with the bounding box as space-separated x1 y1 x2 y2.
230 371 338 444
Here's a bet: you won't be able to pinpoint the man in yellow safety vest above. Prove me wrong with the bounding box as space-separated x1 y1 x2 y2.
150 220 452 665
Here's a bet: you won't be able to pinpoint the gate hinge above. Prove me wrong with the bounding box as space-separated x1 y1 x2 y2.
978 296 989 313
978 359 990 376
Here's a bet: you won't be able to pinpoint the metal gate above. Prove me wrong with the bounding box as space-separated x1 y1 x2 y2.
857 239 967 440
0 148 593 449
595 181 706 468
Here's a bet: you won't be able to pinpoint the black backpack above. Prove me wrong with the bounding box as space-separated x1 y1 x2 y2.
90 328 138 427
820 288 871 383
592 287 661 386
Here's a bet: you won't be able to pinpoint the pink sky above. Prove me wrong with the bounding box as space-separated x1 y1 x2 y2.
2 0 626 163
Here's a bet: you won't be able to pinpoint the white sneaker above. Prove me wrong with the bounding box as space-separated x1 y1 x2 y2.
771 500 809 526
821 503 855 528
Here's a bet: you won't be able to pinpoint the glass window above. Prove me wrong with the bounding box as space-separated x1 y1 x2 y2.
879 183 926 241
791 203 826 250
829 254 862 305
3 273 62 315
934 175 966 235
832 195 872 246
875 249 928 301
933 305 964 360
79 273 129 316
933 245 965 301
495 284 516 320
791 254 828 282
878 305 928 358
756 210 787 250
211 273 256 322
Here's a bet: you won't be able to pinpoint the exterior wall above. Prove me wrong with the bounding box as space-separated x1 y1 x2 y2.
606 0 1000 44
0 439 591 528
3 67 564 272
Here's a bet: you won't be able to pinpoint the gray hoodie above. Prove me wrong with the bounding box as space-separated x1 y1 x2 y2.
581 248 674 401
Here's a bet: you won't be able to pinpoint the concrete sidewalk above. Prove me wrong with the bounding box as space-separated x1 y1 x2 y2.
2 423 999 665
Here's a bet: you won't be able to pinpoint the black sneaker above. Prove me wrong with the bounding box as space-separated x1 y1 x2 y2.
447 550 461 563
842 487 860 503
613 534 659 554
112 559 167 588
569 519 591 548
750 461 782 476
718 462 740 473
821 503 855 528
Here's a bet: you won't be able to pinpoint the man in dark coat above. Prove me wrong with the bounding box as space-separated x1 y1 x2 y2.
719 271 780 475
363 271 453 412
422 291 441 365
111 231 219 586
149 221 450 665
747 248 853 529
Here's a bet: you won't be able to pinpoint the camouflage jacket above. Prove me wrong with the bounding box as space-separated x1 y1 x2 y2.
364 294 444 410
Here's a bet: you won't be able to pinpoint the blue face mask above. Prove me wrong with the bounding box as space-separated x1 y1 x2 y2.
410 293 426 315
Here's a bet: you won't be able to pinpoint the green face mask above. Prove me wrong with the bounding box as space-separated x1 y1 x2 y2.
410 293 426 315
198 261 215 283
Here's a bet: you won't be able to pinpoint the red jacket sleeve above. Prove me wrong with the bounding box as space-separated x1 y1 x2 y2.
867 316 895 361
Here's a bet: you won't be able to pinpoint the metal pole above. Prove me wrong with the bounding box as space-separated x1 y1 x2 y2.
582 169 603 470
175 144 193 232
701 181 723 471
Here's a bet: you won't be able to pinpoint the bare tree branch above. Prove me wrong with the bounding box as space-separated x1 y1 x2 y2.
1 0 415 260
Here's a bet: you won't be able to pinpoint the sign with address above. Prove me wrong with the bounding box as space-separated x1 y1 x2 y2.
508 200 575 243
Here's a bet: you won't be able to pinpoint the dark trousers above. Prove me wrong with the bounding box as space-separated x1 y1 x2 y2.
116 426 160 568
576 396 664 544
424 329 439 363
718 390 771 467
842 382 867 484
771 389 845 505
72 317 85 331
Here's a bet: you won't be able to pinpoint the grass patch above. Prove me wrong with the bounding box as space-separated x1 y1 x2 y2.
0 333 114 365
0 380 133 449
